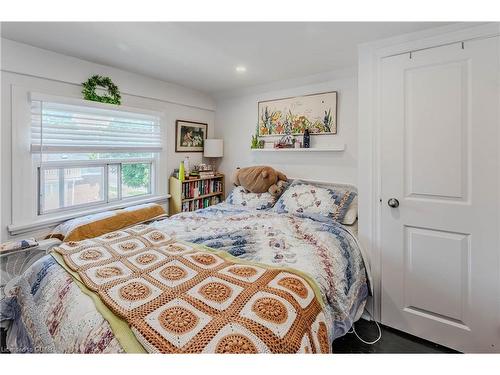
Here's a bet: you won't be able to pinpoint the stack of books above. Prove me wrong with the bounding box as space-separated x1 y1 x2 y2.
199 170 216 179
188 171 200 179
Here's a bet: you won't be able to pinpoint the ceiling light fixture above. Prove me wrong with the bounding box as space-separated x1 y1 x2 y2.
235 66 247 73
117 42 129 52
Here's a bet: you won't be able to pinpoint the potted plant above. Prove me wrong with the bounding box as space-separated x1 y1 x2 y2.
251 123 260 149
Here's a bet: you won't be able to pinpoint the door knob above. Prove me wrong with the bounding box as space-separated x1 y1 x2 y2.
388 198 400 208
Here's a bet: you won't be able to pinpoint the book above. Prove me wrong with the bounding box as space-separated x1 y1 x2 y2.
181 178 223 201
199 171 216 178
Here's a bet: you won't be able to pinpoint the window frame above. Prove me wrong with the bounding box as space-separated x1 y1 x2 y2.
8 88 169 237
37 158 156 215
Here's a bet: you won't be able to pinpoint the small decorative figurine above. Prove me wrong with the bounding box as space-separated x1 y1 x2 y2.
275 134 294 148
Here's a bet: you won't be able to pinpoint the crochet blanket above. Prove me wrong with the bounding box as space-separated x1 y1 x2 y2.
53 225 330 353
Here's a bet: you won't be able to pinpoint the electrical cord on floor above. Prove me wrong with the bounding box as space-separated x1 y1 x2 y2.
347 311 382 345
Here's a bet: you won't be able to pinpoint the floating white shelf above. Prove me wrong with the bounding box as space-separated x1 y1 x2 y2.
251 145 345 152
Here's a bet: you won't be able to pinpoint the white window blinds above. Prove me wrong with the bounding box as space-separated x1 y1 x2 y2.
30 97 162 153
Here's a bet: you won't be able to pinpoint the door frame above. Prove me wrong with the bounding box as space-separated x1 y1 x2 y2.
357 22 500 322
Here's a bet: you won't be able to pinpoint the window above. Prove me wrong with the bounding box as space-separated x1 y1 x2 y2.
40 166 105 212
31 96 161 215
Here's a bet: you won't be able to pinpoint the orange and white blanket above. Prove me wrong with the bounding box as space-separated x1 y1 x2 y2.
53 225 330 353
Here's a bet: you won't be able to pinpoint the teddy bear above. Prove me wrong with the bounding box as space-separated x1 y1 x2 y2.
233 166 288 196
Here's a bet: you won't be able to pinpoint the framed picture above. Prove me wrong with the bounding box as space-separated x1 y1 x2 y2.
258 91 337 136
175 120 208 152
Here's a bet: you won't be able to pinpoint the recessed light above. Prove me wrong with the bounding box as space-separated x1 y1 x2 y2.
235 66 247 73
117 42 129 52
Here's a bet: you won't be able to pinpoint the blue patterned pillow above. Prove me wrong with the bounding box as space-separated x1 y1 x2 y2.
226 186 276 210
273 180 357 222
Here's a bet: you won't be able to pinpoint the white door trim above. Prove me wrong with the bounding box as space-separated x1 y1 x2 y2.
357 22 500 322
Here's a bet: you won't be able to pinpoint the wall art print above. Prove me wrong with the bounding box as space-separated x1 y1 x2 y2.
175 120 208 152
258 91 337 136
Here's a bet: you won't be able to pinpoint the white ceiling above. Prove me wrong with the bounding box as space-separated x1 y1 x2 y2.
1 22 452 94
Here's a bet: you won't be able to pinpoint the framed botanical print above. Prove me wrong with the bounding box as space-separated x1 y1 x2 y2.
258 91 337 136
175 120 208 152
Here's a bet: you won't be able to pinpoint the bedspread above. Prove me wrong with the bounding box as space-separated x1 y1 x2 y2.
152 204 369 341
53 227 330 353
4 255 125 353
5 203 368 353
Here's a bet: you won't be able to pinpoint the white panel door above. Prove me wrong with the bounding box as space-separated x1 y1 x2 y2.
380 37 500 353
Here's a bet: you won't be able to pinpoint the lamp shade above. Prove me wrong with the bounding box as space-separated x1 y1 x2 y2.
203 139 224 157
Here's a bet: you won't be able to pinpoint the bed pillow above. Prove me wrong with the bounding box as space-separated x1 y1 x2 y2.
273 180 357 222
226 186 276 210
46 203 166 242
341 195 358 225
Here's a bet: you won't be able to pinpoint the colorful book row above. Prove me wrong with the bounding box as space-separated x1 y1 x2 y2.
181 195 221 212
182 179 223 200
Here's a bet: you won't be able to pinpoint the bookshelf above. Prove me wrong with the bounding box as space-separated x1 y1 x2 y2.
169 174 225 215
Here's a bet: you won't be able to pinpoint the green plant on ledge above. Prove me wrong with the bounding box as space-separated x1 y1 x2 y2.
82 75 121 105
251 134 260 149
251 123 261 149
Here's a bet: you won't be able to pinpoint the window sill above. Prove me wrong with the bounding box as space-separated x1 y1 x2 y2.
7 194 171 236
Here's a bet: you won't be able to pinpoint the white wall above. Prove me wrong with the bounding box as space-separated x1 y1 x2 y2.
214 69 358 193
0 39 216 242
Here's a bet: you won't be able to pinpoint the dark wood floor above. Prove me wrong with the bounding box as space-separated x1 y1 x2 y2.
0 317 459 354
332 319 459 353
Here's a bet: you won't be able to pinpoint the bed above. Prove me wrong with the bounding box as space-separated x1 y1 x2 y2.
2 180 370 353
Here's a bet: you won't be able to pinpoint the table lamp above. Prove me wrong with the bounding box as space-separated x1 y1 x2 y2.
203 139 224 172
